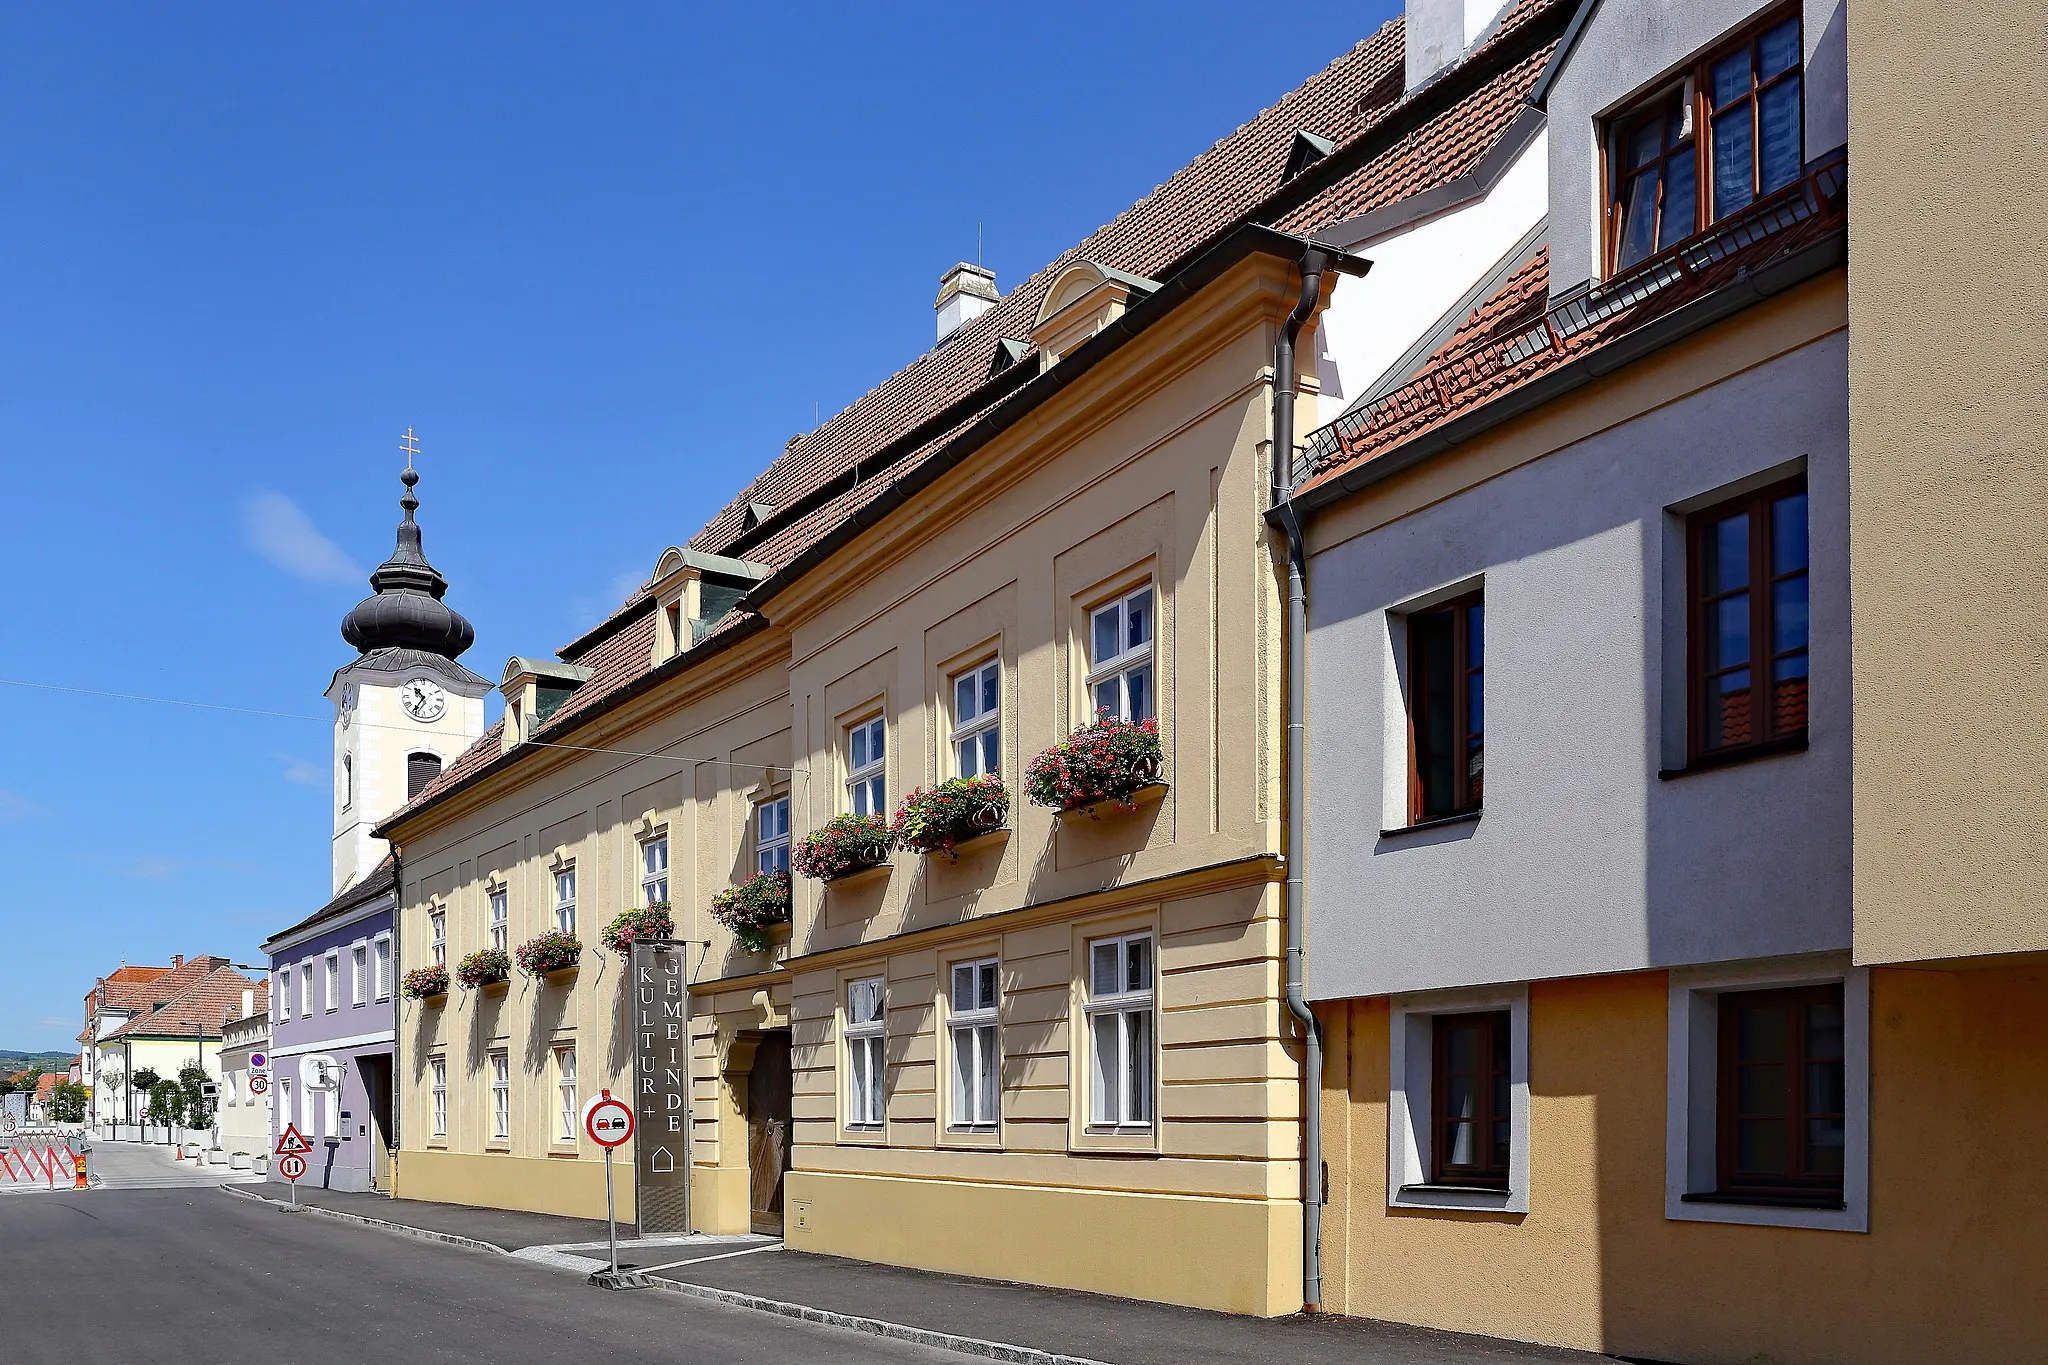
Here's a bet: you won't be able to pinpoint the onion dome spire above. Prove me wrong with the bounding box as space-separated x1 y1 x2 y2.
340 439 476 659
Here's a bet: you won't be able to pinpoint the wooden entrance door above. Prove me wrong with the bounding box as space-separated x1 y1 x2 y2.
746 1031 792 1234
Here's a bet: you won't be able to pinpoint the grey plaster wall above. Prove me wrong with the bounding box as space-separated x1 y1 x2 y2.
1545 0 1849 298
1304 333 1848 1001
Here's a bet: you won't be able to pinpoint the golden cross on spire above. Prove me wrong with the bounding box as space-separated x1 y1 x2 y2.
399 427 420 471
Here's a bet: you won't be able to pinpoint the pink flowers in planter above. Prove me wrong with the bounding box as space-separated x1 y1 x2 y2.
514 929 582 978
401 965 449 1001
602 903 675 954
455 948 511 990
793 813 895 883
892 776 1010 859
709 871 793 955
1026 713 1164 814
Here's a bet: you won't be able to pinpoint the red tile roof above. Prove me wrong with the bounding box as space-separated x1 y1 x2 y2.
101 965 263 1043
1295 154 1848 491
388 1 1578 827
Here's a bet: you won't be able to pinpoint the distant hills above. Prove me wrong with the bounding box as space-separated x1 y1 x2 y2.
0 1051 75 1074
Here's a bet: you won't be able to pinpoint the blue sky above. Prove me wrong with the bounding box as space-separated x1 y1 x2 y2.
0 1 1394 1050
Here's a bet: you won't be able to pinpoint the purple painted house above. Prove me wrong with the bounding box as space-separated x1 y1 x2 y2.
262 868 397 1192
262 465 488 1193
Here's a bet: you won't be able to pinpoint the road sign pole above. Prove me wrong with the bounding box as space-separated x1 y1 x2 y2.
605 1144 618 1275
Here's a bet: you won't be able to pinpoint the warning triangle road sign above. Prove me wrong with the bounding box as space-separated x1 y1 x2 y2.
275 1124 314 1157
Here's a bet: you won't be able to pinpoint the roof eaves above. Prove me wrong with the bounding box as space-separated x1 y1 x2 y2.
1276 228 1845 521
744 223 1368 618
375 610 772 841
1526 0 1602 109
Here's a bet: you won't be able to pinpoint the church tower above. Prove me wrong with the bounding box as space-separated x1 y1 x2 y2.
328 453 489 894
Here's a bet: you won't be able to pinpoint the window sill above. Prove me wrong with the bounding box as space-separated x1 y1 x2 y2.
1391 1182 1519 1212
1379 810 1481 839
1659 733 1807 780
1680 1190 1845 1210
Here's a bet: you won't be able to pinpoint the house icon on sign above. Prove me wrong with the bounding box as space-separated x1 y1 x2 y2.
650 1145 675 1173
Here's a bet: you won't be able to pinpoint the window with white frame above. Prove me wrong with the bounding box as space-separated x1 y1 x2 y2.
641 835 669 905
373 935 392 1000
844 976 887 1129
276 971 290 1023
430 1059 447 1138
351 944 367 1007
489 1051 510 1141
1085 933 1154 1128
756 797 791 876
299 961 313 1017
948 958 1000 1129
430 910 446 966
280 1077 294 1135
324 1084 340 1139
846 716 886 818
554 1046 578 1142
489 888 508 952
1666 962 1868 1232
1087 584 1155 723
324 951 340 1012
554 866 577 936
950 661 1001 778
1388 985 1531 1213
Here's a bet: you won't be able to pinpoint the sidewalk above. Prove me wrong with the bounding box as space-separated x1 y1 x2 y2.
223 1184 1619 1365
242 1183 642 1251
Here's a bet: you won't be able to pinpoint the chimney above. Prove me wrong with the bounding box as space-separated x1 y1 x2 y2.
241 988 254 1020
935 263 999 345
1406 0 1507 92
172 954 184 969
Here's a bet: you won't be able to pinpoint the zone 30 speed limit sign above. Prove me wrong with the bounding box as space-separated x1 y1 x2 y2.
582 1090 634 1148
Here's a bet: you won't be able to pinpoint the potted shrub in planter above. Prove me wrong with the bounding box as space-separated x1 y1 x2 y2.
401 964 450 1002
515 929 582 981
793 813 894 883
1026 713 1164 815
603 902 675 955
456 947 512 991
892 775 1010 860
709 871 793 955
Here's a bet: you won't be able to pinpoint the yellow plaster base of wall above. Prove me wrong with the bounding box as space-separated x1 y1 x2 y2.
691 1160 752 1235
1319 965 2048 1365
394 1149 632 1223
784 1169 1301 1317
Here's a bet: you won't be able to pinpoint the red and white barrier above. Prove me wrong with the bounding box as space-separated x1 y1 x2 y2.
0 1135 82 1189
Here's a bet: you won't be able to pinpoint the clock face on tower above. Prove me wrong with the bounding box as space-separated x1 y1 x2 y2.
399 678 448 722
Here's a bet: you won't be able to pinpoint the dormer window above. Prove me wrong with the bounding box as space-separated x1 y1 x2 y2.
645 546 772 667
1031 261 1160 365
499 657 594 753
1606 11 1803 274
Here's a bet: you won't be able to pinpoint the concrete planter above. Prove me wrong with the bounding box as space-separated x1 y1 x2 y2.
229 1152 252 1171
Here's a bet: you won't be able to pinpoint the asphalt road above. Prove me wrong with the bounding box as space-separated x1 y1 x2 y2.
0 1183 969 1365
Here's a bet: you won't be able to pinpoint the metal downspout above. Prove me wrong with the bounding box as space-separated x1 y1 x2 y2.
1275 245 1333 1313
388 847 402 1194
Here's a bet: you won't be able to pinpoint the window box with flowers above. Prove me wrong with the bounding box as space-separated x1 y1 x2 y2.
793 813 895 885
602 902 675 955
515 930 582 983
1027 714 1164 817
893 775 1010 861
456 947 512 991
401 965 449 1003
710 871 793 956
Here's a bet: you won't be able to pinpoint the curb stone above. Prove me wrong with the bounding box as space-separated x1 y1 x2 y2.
218 1184 510 1257
216 1184 1118 1364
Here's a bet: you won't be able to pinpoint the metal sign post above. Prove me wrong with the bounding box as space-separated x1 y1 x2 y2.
582 1091 635 1283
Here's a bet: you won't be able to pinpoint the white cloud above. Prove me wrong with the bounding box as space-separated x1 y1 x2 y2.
0 790 47 821
274 753 325 786
241 492 363 584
